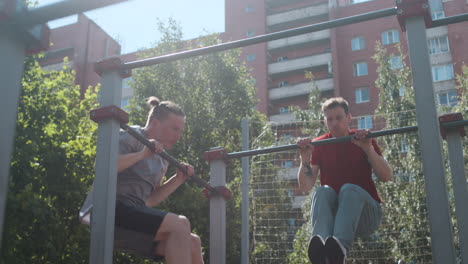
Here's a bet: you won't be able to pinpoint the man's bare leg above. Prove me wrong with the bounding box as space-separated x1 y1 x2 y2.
155 213 192 264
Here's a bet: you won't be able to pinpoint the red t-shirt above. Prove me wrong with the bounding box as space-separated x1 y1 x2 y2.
310 130 382 203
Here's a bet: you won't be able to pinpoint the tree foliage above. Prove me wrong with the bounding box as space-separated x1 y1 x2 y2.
1 57 98 264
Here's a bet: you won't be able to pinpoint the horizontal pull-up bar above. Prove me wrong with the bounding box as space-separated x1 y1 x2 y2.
121 7 398 70
431 13 468 27
226 119 468 159
4 0 129 26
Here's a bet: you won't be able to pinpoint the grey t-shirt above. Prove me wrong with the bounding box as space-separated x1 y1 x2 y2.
116 126 169 206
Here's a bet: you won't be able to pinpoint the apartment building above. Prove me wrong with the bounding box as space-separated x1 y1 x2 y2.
39 13 121 95
225 0 468 127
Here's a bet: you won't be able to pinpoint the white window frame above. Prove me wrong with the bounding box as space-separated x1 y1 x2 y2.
351 36 365 51
353 62 368 76
432 64 454 82
400 140 409 153
357 116 373 129
438 90 458 107
432 11 445 20
355 87 370 103
382 29 400 45
427 36 449 55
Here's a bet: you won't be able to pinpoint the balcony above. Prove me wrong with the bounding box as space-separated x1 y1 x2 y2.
268 52 331 77
267 29 330 52
267 4 329 31
269 78 333 100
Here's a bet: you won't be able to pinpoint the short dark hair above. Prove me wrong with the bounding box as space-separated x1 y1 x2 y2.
146 96 185 122
321 97 349 115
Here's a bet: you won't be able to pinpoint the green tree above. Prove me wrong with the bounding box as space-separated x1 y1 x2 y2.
121 18 265 264
1 57 98 264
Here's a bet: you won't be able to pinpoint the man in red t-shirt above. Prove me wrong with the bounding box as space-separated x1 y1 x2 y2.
297 97 392 264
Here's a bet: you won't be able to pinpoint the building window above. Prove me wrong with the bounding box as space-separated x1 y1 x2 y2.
279 81 289 87
432 11 445 20
438 90 458 107
399 86 405 97
358 116 373 129
389 56 403 70
353 62 368 76
247 29 255 37
355 87 370 103
246 53 256 62
281 160 293 168
432 64 454 82
350 0 373 3
381 29 400 45
246 4 254 13
277 56 288 62
279 106 290 114
427 36 449 55
401 141 409 153
351 36 365 51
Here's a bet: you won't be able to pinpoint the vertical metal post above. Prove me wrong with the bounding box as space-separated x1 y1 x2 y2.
0 34 26 250
241 118 250 264
405 16 456 263
89 70 122 264
209 148 227 264
446 130 468 263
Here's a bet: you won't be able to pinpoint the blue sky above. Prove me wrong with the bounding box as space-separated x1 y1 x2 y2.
36 0 225 54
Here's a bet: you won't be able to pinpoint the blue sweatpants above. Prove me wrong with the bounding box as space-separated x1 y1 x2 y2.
310 184 382 250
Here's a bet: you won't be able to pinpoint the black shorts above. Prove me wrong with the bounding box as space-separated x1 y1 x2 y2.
114 200 168 261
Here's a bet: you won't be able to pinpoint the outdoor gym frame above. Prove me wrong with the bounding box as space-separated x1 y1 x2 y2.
0 0 467 263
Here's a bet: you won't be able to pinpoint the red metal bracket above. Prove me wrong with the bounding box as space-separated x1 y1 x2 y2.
94 57 131 78
90 105 129 124
396 0 432 32
204 147 228 162
439 112 465 139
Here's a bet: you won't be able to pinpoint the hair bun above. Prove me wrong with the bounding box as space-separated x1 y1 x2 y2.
146 96 160 107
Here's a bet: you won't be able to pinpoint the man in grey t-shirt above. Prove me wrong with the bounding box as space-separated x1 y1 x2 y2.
85 97 204 264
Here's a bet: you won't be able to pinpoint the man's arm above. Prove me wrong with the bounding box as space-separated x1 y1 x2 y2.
364 146 393 182
298 162 320 193
352 130 393 182
145 163 194 208
296 138 320 193
118 139 164 173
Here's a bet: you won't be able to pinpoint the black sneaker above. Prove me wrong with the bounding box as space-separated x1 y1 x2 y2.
324 236 346 264
307 235 326 264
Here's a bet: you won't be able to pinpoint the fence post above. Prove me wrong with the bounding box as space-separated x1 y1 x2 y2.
440 113 468 263
0 32 26 251
241 118 250 264
397 0 456 262
89 58 127 264
205 147 228 264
